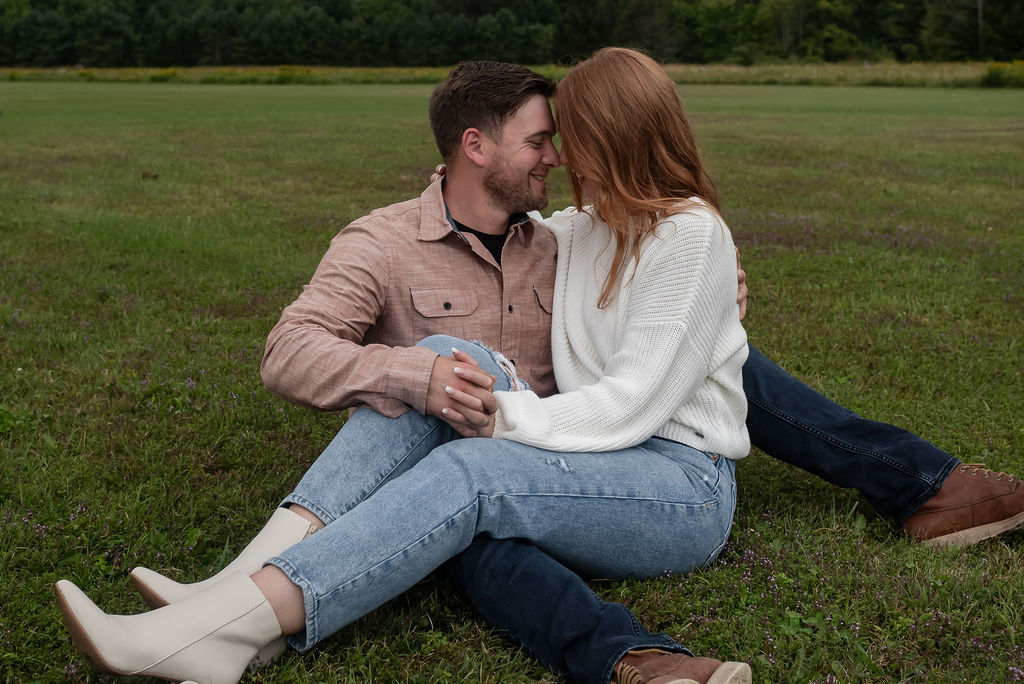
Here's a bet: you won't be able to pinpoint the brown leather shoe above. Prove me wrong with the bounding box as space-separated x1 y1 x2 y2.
610 649 751 684
903 463 1024 547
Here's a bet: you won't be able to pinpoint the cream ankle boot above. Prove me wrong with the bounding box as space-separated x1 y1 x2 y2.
55 572 282 684
130 507 317 608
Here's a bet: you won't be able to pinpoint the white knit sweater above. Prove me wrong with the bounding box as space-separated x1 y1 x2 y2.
492 203 750 459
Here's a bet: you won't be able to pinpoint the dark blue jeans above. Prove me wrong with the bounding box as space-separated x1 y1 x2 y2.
444 343 959 683
445 537 689 684
743 344 958 524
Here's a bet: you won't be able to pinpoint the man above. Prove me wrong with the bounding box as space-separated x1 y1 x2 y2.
133 60 1024 683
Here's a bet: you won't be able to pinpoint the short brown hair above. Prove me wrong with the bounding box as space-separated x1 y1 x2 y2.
429 61 555 162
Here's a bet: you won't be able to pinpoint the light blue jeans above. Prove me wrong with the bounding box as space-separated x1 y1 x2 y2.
270 336 737 652
278 336 502 524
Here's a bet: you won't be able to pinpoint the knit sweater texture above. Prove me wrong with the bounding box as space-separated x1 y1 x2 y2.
492 203 750 458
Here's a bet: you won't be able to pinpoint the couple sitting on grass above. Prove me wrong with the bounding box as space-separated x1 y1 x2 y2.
55 48 1023 684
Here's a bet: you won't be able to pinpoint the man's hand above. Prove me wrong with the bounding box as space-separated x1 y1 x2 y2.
425 351 496 437
736 246 748 322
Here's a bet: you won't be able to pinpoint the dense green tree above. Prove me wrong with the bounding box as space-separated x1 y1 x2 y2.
850 0 902 58
755 0 808 57
0 0 1021 67
0 0 30 62
73 1 138 66
8 9 74 64
984 0 1024 59
614 0 680 62
921 0 978 59
550 0 618 63
802 0 860 60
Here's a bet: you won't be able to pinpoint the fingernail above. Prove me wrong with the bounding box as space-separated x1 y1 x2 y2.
453 367 464 376
451 347 461 354
444 386 455 395
441 408 450 416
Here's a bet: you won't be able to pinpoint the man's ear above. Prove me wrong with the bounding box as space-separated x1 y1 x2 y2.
461 128 487 168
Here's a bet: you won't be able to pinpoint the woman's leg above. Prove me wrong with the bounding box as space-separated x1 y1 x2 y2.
266 436 736 650
131 335 515 606
283 334 516 522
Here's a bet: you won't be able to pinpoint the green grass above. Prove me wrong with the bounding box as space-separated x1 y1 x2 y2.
1 82 1022 682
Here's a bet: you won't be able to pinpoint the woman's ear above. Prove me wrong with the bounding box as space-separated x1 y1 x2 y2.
461 128 487 168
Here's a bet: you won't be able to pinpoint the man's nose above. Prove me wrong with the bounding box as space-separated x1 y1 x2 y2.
544 140 561 167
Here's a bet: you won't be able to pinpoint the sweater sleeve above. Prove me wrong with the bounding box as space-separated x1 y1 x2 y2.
491 210 739 452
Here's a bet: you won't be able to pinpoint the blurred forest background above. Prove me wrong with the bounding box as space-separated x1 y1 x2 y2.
2 0 1022 68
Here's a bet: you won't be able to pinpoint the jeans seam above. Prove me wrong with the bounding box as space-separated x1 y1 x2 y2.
485 491 722 509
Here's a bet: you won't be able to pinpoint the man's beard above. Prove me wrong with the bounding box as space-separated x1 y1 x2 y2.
483 155 547 215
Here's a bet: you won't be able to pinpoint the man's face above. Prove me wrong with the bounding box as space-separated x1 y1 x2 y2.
482 95 559 215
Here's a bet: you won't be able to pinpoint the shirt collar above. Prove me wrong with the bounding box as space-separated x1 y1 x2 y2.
419 177 535 242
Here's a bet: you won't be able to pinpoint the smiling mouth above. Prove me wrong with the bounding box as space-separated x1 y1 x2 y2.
530 173 548 185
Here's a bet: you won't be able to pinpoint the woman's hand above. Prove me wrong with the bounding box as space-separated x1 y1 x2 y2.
440 348 497 438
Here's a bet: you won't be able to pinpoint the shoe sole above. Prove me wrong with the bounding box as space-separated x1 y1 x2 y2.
921 508 1024 548
624 661 750 684
54 582 122 677
709 662 752 684
129 571 172 609
55 582 182 680
55 582 203 684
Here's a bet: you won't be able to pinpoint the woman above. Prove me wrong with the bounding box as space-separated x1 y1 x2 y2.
55 48 750 684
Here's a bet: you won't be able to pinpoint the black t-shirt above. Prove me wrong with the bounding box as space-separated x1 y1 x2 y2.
453 219 508 265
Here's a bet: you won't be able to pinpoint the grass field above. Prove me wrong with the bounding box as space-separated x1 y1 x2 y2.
1 81 1022 682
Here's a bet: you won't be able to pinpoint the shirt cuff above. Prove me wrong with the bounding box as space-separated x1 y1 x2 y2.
386 345 440 415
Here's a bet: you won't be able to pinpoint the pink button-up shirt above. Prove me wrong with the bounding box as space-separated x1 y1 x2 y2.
261 181 557 417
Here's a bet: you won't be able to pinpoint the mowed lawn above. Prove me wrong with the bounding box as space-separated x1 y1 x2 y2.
1 81 1022 683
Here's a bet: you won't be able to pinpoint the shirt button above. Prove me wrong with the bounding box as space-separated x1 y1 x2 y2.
507 305 513 313
443 302 452 310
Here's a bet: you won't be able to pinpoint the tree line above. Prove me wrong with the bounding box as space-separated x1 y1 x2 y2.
2 0 1021 68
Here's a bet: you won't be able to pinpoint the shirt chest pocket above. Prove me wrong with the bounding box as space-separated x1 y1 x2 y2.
410 288 479 318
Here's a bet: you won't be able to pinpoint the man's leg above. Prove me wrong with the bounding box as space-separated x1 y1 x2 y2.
743 343 1024 547
445 536 689 683
742 343 957 522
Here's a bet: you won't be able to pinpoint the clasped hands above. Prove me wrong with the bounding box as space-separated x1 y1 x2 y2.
425 349 499 438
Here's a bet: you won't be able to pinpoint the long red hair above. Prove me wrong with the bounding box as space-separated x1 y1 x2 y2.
553 47 720 308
